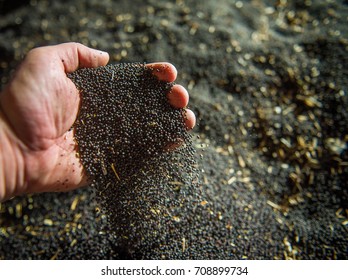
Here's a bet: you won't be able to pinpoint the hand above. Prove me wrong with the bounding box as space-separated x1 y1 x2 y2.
0 42 195 201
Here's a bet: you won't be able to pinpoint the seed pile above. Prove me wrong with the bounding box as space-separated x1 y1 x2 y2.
68 64 228 259
2 0 347 261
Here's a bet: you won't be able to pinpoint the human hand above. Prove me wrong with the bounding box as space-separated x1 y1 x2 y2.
0 42 195 201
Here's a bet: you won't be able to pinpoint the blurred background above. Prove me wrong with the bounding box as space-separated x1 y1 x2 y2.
0 0 347 259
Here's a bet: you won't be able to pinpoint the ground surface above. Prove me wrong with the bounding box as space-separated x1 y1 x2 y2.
0 0 347 259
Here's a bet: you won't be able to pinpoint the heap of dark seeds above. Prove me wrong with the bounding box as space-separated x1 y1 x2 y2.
69 63 189 184
68 64 228 259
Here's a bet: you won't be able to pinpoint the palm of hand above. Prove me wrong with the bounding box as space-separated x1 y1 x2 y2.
7 51 79 149
1 47 86 193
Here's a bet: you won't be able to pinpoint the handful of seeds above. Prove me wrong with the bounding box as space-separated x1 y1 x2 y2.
68 63 219 259
69 63 191 185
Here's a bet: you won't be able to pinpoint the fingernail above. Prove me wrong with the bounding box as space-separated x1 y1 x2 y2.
97 50 108 55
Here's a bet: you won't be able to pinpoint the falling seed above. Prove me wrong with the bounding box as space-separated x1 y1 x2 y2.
67 63 222 259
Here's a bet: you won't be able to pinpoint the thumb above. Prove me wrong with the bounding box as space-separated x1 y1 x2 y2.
53 42 110 73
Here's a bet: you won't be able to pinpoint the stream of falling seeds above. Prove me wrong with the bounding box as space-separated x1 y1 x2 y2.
68 64 228 259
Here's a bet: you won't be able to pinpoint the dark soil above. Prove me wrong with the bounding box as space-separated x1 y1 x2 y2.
0 0 347 259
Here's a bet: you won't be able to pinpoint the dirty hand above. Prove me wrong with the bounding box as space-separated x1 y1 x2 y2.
0 42 195 201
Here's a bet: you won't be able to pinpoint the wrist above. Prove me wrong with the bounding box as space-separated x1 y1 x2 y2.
0 108 27 201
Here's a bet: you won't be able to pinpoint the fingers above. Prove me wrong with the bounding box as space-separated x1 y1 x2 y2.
163 78 195 131
54 42 110 73
146 62 195 131
166 84 195 131
146 62 177 82
183 109 196 130
168 85 189 108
